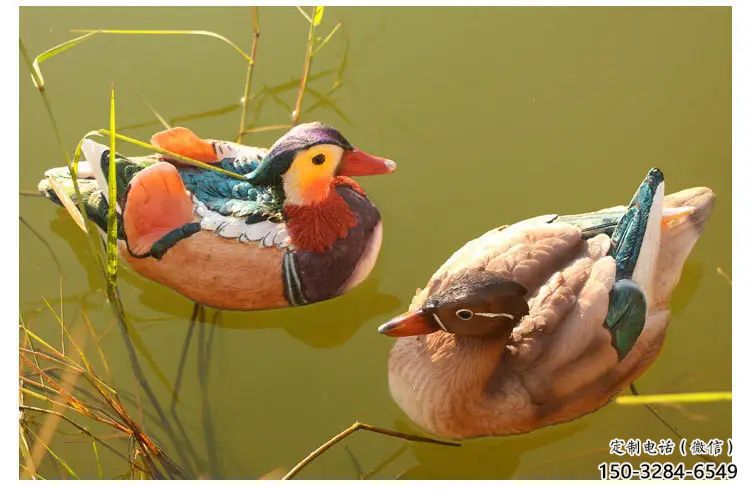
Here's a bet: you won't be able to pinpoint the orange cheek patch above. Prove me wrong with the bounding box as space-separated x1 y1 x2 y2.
299 178 332 203
285 161 335 205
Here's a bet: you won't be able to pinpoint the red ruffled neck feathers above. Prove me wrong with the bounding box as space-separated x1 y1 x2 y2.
284 178 366 253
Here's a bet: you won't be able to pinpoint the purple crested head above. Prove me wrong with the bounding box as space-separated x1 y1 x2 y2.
247 122 353 186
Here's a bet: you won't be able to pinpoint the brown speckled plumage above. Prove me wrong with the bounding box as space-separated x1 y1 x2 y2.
387 187 715 439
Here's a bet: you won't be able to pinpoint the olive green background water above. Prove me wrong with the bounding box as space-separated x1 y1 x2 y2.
20 6 731 479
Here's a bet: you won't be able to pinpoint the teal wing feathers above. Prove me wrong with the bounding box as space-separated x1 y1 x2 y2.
604 278 647 359
101 153 154 203
552 168 665 359
177 157 279 219
603 168 664 358
609 170 663 281
555 210 625 239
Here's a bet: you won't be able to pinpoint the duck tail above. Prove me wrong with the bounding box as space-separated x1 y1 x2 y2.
652 186 716 308
80 139 112 204
37 139 147 235
37 142 110 234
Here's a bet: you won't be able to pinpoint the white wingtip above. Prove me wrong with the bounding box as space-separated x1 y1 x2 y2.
632 181 665 307
81 139 111 202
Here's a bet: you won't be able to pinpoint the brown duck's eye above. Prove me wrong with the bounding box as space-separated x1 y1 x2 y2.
312 154 326 165
456 309 474 320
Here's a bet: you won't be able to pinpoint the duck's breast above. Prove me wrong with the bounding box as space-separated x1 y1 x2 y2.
290 186 382 304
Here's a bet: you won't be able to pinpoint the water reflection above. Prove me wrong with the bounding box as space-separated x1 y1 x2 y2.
20 6 731 479
396 417 588 479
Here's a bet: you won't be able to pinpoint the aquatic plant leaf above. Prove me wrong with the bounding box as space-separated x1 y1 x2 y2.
312 22 341 57
29 31 98 90
716 266 732 285
237 6 261 143
27 429 79 479
70 29 254 65
46 177 86 233
240 123 292 136
615 391 732 405
97 129 247 181
134 89 170 130
106 86 118 291
92 441 103 479
313 6 325 27
120 103 239 131
296 6 312 23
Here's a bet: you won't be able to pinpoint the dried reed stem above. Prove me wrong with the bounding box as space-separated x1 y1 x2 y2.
282 422 459 480
291 8 316 125
237 7 260 143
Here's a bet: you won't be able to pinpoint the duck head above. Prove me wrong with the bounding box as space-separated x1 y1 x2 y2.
378 269 530 339
247 122 396 204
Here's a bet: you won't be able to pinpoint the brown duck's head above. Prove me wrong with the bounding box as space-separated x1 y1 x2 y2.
378 269 530 339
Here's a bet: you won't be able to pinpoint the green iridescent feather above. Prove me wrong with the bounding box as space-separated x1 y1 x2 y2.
555 168 663 359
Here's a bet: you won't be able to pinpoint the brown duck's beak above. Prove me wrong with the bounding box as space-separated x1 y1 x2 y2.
378 309 440 337
338 149 397 176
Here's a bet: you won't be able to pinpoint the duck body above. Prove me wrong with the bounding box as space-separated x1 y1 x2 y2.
379 169 714 439
120 182 383 310
39 123 395 310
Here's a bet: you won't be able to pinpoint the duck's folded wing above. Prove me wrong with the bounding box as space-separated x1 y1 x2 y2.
488 223 668 421
431 219 622 405
504 230 618 398
123 162 199 257
416 219 590 307
178 168 274 218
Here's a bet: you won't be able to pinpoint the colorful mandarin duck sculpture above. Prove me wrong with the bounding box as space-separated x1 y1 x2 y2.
378 169 715 439
39 122 396 310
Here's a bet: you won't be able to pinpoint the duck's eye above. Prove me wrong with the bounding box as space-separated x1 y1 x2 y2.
455 309 474 321
312 154 326 165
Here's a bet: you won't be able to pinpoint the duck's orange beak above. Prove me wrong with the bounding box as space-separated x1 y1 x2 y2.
378 309 440 337
338 149 397 176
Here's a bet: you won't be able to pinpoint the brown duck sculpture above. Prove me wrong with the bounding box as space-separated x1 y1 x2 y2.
378 169 715 439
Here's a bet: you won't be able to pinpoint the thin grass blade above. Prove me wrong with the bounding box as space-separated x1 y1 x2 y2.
296 6 312 23
29 31 98 90
312 6 325 27
27 429 79 479
45 177 87 233
70 29 254 65
615 391 732 405
106 86 118 292
240 123 292 136
133 89 170 130
311 22 341 57
237 6 260 144
92 440 103 479
97 129 247 181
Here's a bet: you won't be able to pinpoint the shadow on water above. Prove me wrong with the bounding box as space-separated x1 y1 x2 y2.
119 261 400 348
216 276 401 345
669 261 704 316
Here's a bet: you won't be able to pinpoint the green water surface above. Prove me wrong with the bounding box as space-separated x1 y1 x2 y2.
19 6 731 479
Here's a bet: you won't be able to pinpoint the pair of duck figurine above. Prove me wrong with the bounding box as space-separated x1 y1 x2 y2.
39 122 715 440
